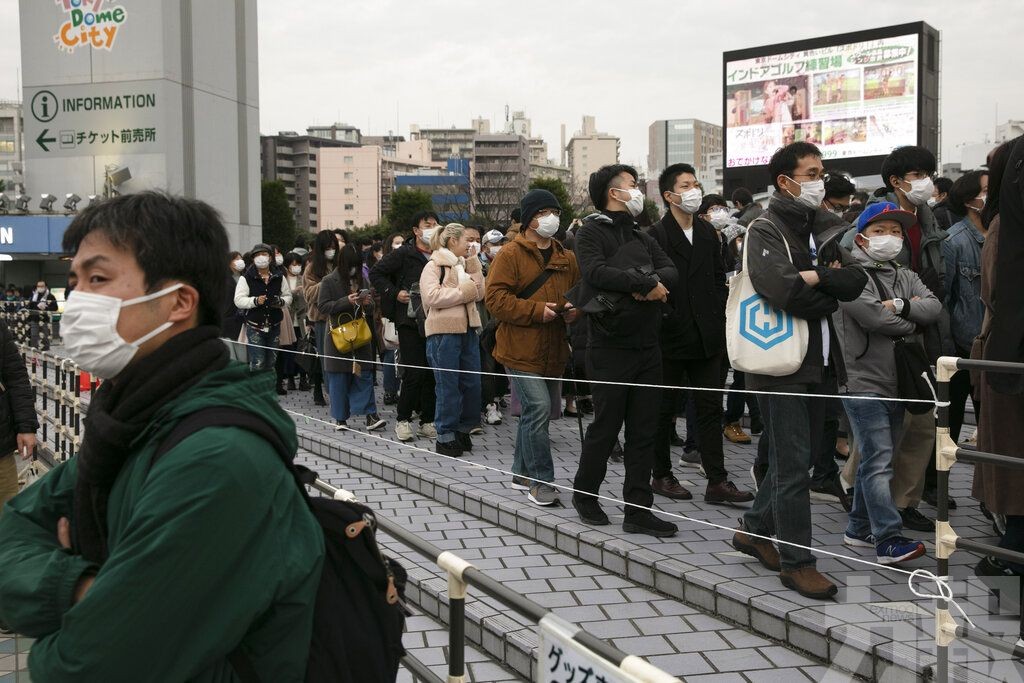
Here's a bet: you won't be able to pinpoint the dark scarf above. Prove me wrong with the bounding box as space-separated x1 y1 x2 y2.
73 325 229 563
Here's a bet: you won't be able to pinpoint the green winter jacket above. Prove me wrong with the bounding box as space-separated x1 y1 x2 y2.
0 361 324 682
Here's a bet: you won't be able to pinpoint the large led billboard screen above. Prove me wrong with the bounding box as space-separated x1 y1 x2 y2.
723 22 939 195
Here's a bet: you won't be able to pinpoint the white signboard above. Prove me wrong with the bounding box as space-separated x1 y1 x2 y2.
23 80 166 159
539 615 647 683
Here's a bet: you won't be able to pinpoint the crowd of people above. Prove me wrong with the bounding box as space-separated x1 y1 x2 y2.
216 139 1023 601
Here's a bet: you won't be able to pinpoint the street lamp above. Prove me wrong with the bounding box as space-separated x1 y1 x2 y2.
39 194 57 213
63 193 82 213
14 194 31 213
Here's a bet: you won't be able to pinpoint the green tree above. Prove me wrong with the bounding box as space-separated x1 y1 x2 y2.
528 176 576 229
385 188 433 233
261 180 296 249
641 198 661 227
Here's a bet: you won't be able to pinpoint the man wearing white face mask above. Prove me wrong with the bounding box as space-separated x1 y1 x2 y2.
731 142 867 600
0 192 323 679
647 164 753 504
570 164 680 538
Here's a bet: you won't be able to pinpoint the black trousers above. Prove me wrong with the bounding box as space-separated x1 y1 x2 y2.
724 369 762 424
654 354 727 484
573 346 661 515
396 325 436 423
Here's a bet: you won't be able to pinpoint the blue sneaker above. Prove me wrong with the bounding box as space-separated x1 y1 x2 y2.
843 531 875 548
876 537 926 565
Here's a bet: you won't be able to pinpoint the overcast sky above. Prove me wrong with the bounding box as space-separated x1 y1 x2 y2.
3 0 1020 171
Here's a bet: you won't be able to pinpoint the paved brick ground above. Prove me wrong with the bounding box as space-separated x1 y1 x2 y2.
281 378 1024 682
297 450 850 681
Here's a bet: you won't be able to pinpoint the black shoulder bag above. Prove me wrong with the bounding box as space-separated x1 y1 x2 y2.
480 267 555 354
863 269 936 415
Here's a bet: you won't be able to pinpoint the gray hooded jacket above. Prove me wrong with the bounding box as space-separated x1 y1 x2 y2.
833 246 942 397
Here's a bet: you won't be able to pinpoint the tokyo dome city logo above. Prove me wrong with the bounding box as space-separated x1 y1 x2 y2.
53 0 128 54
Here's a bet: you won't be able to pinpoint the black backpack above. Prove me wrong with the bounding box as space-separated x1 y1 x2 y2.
151 407 408 682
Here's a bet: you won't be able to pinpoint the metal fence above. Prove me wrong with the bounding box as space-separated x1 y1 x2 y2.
934 355 1024 682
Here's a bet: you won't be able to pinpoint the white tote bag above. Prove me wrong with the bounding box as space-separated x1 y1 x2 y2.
725 218 809 377
381 317 400 350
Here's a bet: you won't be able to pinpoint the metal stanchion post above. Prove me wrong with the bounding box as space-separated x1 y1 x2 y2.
437 551 470 683
73 363 81 459
934 356 959 683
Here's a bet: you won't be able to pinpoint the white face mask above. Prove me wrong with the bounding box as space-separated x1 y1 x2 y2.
420 228 436 244
391 242 403 251
254 255 271 269
785 177 826 209
708 208 732 228
862 234 904 262
61 283 184 379
613 187 645 217
467 242 481 256
926 197 938 208
324 249 336 261
900 177 934 207
671 188 703 214
488 246 502 257
289 265 302 276
231 259 245 273
535 213 561 238
275 254 284 266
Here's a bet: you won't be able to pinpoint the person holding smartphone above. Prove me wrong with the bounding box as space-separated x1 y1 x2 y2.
318 247 386 432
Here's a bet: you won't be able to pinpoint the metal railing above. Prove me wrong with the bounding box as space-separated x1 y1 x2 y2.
3 309 57 350
934 355 1024 681
309 477 681 683
20 344 88 467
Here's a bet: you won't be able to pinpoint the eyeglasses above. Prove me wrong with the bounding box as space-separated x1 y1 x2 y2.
536 208 561 217
791 171 830 182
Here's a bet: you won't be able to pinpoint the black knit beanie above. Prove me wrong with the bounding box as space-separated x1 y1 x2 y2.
519 189 561 231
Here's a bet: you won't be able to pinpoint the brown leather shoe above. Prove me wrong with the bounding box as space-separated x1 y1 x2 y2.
780 566 838 600
732 527 781 571
706 480 755 505
651 475 692 500
723 422 752 444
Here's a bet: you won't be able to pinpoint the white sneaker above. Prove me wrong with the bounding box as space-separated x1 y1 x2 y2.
395 421 415 442
418 422 437 439
485 403 502 425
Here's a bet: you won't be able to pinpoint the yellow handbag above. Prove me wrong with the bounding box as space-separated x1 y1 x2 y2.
329 307 373 354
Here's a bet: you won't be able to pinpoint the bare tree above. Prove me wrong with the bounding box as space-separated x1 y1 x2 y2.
471 156 530 229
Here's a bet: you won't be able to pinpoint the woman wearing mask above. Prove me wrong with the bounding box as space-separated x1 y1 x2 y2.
420 223 485 457
277 252 309 392
302 231 339 407
318 247 386 432
234 243 292 374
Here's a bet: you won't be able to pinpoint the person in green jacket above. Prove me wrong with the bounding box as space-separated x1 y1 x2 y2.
0 192 324 682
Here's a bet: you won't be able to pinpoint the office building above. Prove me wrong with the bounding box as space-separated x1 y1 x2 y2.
396 159 471 223
260 133 358 231
0 101 23 192
566 116 620 186
411 125 478 162
472 134 530 226
647 119 723 179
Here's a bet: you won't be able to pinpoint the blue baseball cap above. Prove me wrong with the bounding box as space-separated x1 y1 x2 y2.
856 202 916 233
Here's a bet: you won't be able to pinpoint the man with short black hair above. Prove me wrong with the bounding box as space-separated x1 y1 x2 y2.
370 210 441 442
570 164 680 537
731 187 764 227
649 164 752 504
822 173 856 217
930 176 957 231
731 143 866 599
0 192 323 679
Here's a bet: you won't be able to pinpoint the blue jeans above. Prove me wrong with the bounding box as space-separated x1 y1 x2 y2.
426 332 481 444
325 371 377 422
382 349 400 395
743 382 827 570
843 393 905 543
508 370 556 484
245 324 280 372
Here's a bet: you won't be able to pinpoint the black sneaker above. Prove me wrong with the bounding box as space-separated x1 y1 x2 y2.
365 414 387 431
623 510 678 538
922 487 957 510
434 440 463 458
334 420 348 432
900 506 935 532
572 496 610 526
298 377 311 391
455 431 474 452
750 418 764 435
383 392 398 405
287 377 297 391
670 429 685 447
976 555 1022 578
577 397 594 414
313 392 327 407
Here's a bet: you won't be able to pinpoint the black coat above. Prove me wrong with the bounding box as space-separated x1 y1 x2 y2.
574 211 678 350
241 266 285 328
647 213 727 359
0 321 38 454
368 243 429 328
